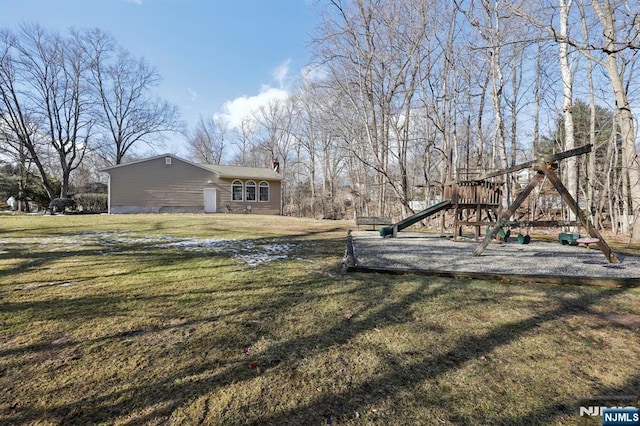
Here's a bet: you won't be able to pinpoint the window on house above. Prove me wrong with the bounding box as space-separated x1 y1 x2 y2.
245 181 257 202
232 180 243 201
259 181 269 202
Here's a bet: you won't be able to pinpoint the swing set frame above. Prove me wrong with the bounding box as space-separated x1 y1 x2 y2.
471 144 619 264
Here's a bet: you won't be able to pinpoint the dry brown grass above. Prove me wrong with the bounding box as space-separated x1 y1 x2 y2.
0 214 639 425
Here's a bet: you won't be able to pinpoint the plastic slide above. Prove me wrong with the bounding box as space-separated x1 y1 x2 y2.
379 200 452 237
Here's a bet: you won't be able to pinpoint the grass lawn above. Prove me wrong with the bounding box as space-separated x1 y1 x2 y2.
1 214 639 425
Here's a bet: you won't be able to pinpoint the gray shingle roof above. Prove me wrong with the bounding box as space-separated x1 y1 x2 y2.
202 164 282 181
100 154 282 181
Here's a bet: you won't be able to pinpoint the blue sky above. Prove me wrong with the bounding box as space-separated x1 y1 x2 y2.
0 0 323 155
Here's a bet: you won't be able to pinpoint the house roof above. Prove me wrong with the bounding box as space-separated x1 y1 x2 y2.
99 154 210 173
100 154 282 181
202 164 282 181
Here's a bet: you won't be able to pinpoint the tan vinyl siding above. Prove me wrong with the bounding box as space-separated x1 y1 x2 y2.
107 157 216 210
218 178 281 215
103 155 282 215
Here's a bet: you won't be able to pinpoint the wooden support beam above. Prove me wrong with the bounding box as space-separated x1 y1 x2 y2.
546 144 592 163
540 167 619 264
475 202 481 240
504 220 581 228
474 172 545 256
446 144 593 184
475 159 536 181
456 220 581 228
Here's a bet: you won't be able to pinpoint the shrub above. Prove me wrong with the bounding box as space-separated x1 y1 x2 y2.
78 182 107 193
74 193 107 213
49 198 77 214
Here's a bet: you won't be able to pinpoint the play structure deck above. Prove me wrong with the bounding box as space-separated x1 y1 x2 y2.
376 144 619 265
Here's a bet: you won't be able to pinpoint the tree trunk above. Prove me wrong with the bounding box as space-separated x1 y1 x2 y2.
559 0 577 225
581 8 598 226
592 0 640 241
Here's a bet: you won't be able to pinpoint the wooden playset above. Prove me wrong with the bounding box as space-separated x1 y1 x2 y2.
381 144 618 264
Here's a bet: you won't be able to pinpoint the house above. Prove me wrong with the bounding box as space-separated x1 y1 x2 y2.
100 154 282 214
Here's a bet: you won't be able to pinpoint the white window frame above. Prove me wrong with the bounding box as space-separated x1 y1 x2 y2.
259 181 270 202
245 180 257 202
232 180 244 201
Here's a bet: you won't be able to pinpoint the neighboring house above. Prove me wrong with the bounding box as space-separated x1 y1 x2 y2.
100 154 282 214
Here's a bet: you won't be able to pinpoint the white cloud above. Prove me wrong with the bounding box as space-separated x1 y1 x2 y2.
272 59 291 89
125 0 143 4
215 60 294 129
217 86 289 129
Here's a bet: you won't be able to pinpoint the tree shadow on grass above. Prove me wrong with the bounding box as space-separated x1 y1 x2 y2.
3 271 635 425
2 229 637 425
0 227 344 282
0 257 347 358
0 275 438 424
249 286 632 425
488 372 640 425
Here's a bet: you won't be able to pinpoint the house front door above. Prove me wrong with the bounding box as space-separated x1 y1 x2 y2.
204 189 217 213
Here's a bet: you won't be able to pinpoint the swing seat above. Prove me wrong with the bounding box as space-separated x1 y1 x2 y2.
517 233 531 244
558 232 580 245
486 227 510 241
576 237 599 249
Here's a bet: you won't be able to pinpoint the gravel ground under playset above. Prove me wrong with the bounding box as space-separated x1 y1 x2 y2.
347 231 640 286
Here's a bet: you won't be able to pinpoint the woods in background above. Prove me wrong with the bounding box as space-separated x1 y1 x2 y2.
2 1 640 241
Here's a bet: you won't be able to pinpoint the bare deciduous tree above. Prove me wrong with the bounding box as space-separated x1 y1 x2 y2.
253 98 297 214
0 24 92 200
1 24 181 204
82 28 182 165
315 0 430 217
186 115 227 164
230 116 260 166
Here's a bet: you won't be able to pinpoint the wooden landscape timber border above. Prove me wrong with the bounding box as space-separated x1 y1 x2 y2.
344 233 640 288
